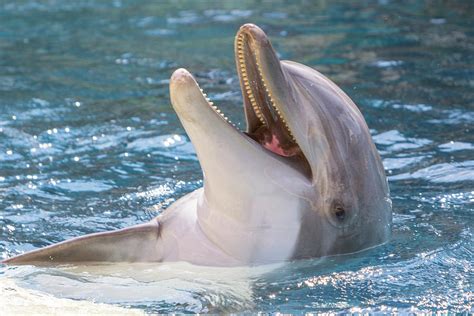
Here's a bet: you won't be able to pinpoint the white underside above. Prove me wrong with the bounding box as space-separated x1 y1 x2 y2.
158 188 304 265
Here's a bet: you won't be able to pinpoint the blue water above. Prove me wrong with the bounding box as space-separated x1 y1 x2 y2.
0 0 472 313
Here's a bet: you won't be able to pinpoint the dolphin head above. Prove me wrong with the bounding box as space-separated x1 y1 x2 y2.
170 24 391 263
2 24 392 267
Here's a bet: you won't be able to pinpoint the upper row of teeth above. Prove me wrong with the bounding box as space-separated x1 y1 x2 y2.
236 34 295 140
236 34 266 125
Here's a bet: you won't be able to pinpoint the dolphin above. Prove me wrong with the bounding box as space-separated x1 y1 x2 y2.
2 24 391 266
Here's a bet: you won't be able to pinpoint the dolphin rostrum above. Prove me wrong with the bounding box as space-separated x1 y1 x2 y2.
3 24 392 266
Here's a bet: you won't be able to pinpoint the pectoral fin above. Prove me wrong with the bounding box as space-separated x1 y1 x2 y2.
2 219 161 265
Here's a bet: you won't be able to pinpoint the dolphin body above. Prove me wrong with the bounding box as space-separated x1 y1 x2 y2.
3 24 391 266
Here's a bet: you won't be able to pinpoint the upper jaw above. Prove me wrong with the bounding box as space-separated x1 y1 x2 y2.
235 24 307 160
235 24 291 134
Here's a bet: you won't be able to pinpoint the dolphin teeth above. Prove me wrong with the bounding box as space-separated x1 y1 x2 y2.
194 80 239 131
237 34 266 126
253 54 296 141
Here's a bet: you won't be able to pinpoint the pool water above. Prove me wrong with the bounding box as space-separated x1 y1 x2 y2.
0 0 472 313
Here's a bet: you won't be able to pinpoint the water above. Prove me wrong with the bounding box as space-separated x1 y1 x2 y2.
0 0 472 313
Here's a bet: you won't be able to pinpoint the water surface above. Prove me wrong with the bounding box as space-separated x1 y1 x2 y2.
0 0 472 313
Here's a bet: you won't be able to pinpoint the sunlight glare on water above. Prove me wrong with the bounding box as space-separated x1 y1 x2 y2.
0 0 472 314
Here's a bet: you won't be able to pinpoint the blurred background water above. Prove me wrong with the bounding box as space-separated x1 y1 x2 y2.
0 0 472 313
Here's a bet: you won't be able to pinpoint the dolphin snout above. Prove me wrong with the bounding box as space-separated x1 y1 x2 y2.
169 68 201 122
238 23 269 46
239 23 258 32
170 68 195 85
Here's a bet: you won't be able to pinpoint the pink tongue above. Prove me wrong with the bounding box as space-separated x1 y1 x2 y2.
263 134 292 157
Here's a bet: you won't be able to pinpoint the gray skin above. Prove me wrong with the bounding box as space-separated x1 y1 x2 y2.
2 24 391 266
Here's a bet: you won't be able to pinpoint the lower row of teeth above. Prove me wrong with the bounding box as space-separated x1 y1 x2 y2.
200 88 236 127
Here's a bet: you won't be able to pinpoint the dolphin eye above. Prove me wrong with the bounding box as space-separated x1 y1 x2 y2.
334 205 346 221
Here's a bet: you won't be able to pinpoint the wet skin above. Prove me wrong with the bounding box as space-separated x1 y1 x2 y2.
3 24 391 266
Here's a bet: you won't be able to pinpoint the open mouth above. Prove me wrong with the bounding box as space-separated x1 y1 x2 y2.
195 25 309 174
235 30 301 158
